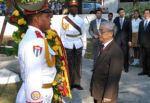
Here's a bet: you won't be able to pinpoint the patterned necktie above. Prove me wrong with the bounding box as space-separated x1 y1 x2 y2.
144 20 148 30
98 44 104 56
120 18 123 29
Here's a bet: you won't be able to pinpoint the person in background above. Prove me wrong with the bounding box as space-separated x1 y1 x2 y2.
89 9 106 69
90 21 123 103
55 1 62 14
130 10 142 66
0 2 6 16
113 8 132 72
108 12 113 22
60 0 87 90
138 9 150 77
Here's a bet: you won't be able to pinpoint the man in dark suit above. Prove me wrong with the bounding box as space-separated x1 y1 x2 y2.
138 9 150 77
90 21 124 103
113 8 132 72
89 9 106 67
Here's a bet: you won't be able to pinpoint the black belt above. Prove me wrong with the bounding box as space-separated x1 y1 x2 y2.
66 34 81 37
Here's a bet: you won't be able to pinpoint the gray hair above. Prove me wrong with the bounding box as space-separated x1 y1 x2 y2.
100 21 117 36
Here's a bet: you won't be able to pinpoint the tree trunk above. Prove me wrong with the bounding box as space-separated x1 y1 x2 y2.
133 0 139 10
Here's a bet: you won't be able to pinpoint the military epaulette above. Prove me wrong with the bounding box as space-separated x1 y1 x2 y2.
35 31 43 38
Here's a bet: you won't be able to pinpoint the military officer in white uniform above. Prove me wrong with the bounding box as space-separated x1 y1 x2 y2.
60 0 87 90
16 1 56 103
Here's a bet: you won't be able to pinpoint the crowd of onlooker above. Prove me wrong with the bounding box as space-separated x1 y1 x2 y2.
47 1 109 15
48 1 63 14
0 2 6 16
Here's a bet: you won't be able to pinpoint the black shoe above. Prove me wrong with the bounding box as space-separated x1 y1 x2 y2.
71 85 74 90
73 84 83 90
91 69 94 72
147 74 150 77
124 69 128 72
138 72 147 76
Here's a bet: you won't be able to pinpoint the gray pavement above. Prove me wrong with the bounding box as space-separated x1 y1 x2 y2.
0 54 150 103
64 59 150 103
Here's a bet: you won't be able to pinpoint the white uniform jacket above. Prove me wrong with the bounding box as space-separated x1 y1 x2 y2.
60 14 87 50
17 26 57 103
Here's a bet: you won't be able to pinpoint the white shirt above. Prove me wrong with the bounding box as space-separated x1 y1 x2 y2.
120 17 124 29
103 39 113 49
60 14 87 49
18 25 56 102
132 18 142 33
96 19 101 30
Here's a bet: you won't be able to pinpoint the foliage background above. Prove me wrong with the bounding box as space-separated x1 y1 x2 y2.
119 2 150 16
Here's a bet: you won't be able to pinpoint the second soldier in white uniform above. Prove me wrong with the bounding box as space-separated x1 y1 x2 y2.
60 0 87 90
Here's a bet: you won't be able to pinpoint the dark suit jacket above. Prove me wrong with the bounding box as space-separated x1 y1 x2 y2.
89 18 107 62
113 17 132 45
138 20 150 48
89 18 107 38
90 40 123 101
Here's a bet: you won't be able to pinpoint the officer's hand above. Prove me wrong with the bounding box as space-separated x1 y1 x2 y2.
82 49 86 57
128 41 132 47
94 35 99 39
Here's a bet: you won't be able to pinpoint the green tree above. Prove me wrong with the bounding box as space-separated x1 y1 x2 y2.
133 0 139 10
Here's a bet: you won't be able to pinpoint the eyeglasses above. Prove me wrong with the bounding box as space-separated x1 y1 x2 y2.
98 30 111 35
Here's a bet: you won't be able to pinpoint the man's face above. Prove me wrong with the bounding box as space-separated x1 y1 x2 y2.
108 14 113 20
99 26 113 43
96 11 102 19
144 10 150 19
38 13 51 32
69 6 78 15
119 10 125 17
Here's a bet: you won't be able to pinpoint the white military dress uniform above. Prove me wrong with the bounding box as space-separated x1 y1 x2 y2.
60 14 87 86
16 26 57 103
60 14 87 52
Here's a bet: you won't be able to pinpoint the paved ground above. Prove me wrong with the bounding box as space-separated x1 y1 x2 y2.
0 54 150 103
64 59 150 103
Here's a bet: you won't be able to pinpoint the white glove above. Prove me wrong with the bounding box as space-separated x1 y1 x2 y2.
82 49 86 57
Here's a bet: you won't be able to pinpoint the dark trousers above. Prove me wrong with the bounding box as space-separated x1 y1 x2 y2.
133 47 140 59
65 46 82 86
140 47 150 74
92 39 101 64
115 38 129 71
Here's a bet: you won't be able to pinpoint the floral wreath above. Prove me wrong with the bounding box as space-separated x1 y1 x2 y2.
8 7 72 103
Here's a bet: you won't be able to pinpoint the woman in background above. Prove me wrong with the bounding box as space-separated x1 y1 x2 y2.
130 10 142 66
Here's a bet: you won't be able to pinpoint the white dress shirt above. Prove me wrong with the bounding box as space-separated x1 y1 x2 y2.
103 39 113 49
144 18 150 28
132 18 142 33
60 14 87 49
120 17 124 29
96 19 101 30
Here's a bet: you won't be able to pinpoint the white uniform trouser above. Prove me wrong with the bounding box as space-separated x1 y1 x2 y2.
16 83 53 103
